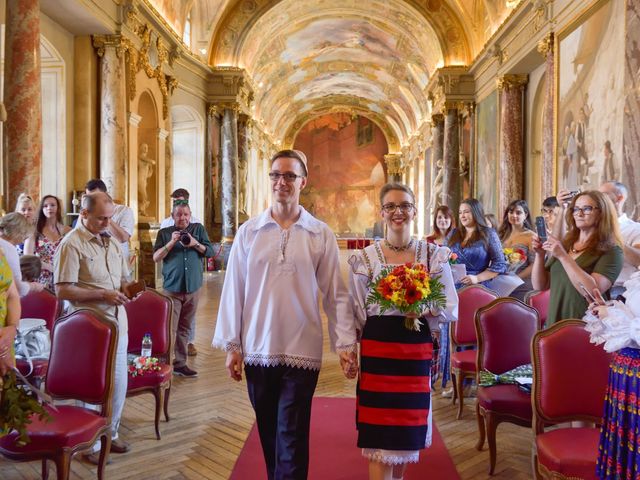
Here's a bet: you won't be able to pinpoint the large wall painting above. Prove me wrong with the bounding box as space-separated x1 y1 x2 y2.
475 91 499 216
624 0 640 220
294 113 388 236
557 0 625 192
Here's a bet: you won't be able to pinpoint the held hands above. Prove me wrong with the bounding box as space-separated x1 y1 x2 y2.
226 351 244 381
459 274 478 286
339 351 358 379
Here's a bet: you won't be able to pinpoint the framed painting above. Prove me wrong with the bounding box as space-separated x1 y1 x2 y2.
555 0 625 192
474 90 499 217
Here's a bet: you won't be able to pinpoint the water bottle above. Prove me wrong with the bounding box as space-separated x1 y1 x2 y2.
141 333 152 358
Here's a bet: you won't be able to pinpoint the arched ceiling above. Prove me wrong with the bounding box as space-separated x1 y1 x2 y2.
148 0 521 147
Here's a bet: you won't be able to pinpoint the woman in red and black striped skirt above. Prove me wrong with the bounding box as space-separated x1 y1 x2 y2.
349 183 458 480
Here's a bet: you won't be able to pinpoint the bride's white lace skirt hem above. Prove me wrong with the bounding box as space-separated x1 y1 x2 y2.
361 448 420 465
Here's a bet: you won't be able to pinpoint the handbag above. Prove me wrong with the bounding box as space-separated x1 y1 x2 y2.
14 318 51 376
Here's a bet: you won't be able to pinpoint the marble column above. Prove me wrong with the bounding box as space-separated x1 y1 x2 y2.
431 114 444 206
93 35 128 204
442 107 460 212
237 114 250 221
4 0 42 208
158 128 169 220
538 34 554 200
220 108 239 240
205 105 218 231
498 74 528 214
384 153 403 183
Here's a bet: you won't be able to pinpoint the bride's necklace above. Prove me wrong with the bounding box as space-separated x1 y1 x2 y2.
384 238 414 252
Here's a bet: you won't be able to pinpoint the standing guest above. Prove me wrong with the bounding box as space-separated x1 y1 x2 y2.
498 200 536 299
213 149 358 480
153 201 213 378
585 270 640 480
0 250 20 376
54 192 137 464
532 190 623 326
24 195 71 290
85 179 135 265
0 213 42 296
446 198 508 290
159 188 202 356
14 193 37 256
541 196 560 233
349 183 458 480
598 181 640 299
426 205 455 245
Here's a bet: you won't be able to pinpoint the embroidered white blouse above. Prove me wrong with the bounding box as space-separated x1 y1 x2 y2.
349 240 459 333
212 207 357 370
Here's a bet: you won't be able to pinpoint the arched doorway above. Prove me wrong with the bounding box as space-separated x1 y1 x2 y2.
293 113 388 237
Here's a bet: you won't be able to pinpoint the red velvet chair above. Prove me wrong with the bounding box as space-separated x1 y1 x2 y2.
524 289 550 329
474 297 539 475
531 319 611 480
450 284 497 419
0 308 118 480
16 288 61 384
125 289 174 440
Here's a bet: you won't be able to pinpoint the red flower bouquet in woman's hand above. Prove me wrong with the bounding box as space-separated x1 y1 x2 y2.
365 263 447 331
503 247 527 274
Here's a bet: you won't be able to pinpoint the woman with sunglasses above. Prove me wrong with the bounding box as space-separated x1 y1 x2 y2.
532 190 623 326
349 183 458 480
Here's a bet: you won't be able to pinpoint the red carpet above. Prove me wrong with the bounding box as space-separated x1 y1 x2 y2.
230 396 460 480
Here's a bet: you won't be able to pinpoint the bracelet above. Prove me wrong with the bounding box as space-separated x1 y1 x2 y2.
163 245 170 253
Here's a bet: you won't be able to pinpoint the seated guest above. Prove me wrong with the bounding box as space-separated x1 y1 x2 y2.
14 193 36 256
498 200 536 300
0 213 42 296
598 181 640 299
24 195 71 290
426 205 455 245
532 190 623 326
541 195 560 232
446 198 508 291
20 255 42 283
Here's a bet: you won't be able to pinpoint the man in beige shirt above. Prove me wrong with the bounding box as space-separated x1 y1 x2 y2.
54 192 135 463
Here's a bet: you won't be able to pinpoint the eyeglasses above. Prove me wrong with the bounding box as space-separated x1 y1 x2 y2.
268 172 304 183
571 206 599 216
381 202 415 214
541 208 555 215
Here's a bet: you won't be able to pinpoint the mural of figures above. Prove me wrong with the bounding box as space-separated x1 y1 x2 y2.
475 91 498 216
624 0 640 220
294 113 388 236
557 0 625 192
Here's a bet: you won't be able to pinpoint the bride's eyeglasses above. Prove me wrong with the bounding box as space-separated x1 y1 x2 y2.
381 203 415 214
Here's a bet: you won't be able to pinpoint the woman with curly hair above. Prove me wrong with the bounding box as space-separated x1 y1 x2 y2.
532 190 623 326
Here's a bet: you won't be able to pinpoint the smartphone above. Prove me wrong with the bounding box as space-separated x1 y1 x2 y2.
535 216 547 242
578 282 597 304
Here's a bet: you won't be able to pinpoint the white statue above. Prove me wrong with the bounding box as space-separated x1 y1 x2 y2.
138 143 156 217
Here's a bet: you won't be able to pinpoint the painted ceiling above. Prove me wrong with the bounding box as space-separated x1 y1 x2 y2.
148 0 519 148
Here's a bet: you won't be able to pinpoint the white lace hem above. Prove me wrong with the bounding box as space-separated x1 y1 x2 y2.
335 342 358 355
362 449 420 465
244 353 321 370
212 339 242 353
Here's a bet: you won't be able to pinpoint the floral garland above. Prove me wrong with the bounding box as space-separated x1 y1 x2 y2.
128 356 161 377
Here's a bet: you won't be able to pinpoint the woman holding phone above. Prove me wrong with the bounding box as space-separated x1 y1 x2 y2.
532 190 623 326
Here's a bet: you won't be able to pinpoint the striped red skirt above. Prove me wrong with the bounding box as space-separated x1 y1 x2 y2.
357 315 432 451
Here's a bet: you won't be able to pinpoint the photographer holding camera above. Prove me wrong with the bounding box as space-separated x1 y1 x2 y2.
153 200 214 377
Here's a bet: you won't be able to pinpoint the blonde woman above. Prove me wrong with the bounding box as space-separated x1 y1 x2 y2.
0 213 42 296
14 193 36 256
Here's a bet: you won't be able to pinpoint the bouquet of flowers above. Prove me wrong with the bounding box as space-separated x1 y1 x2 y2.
365 263 447 331
503 247 527 274
128 355 161 377
1 371 50 446
448 253 459 264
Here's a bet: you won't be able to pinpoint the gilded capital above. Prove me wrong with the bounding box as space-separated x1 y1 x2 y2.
537 32 554 58
497 74 528 91
384 153 405 176
92 34 128 58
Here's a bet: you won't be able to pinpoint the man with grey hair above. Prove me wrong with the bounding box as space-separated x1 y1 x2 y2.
599 180 640 297
153 201 213 378
54 192 137 463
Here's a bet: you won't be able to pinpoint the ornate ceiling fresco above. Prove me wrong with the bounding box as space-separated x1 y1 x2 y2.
147 0 521 148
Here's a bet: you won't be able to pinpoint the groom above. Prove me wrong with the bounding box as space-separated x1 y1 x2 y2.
213 149 357 479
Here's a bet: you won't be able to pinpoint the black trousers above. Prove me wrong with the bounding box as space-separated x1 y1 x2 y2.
245 364 320 480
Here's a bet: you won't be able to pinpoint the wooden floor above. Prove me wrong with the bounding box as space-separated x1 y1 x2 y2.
1 272 534 480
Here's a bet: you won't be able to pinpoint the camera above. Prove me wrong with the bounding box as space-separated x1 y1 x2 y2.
178 231 191 246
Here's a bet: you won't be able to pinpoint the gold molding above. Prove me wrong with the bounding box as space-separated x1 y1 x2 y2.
537 32 554 58
384 153 405 176
497 74 528 90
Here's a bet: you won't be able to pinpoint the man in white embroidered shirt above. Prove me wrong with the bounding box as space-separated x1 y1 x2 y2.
213 149 358 480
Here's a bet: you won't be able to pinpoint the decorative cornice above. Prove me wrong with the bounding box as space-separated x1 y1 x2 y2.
128 112 142 127
426 67 475 116
208 67 254 116
384 153 405 176
497 74 528 90
537 32 554 58
92 34 128 58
